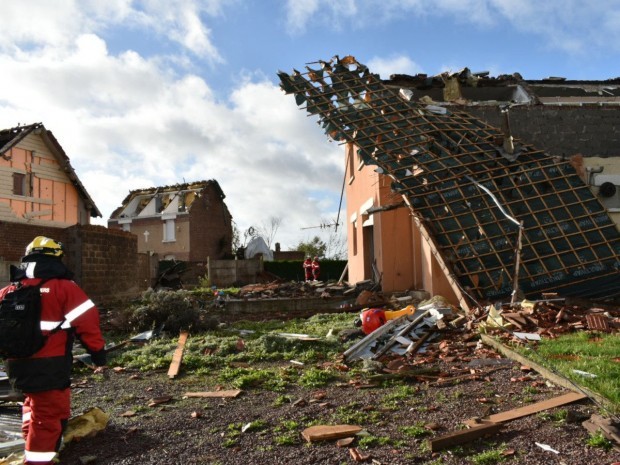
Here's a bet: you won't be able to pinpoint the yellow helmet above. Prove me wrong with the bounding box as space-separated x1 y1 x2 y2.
25 236 64 257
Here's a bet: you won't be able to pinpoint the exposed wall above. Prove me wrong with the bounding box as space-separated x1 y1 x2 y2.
466 105 620 158
207 258 263 287
189 184 233 261
0 133 90 225
113 216 191 261
0 223 150 305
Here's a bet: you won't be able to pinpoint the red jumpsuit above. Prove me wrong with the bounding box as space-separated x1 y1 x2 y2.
0 276 105 465
303 259 312 281
311 259 320 281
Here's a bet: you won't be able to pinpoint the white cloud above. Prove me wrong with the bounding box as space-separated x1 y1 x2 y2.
0 0 225 61
367 55 423 79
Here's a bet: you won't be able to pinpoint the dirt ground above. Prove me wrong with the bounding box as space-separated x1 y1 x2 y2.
53 355 620 465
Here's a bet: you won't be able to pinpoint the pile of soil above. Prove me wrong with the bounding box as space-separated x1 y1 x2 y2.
58 357 619 465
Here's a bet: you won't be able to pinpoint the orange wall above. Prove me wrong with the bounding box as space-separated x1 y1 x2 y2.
1 142 81 225
345 143 459 305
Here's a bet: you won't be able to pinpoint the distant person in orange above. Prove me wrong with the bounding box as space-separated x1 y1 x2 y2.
311 256 320 282
303 256 312 282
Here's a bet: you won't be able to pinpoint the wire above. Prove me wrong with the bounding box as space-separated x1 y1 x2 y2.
334 147 350 234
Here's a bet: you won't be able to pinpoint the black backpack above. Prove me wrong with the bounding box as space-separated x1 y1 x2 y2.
0 280 63 358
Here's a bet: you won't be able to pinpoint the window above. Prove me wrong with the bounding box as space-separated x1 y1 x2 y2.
163 219 176 242
13 173 26 196
121 223 131 232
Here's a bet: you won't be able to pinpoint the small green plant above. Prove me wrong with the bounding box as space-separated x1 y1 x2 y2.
400 422 431 438
586 431 613 450
243 419 267 432
273 420 300 446
334 404 379 424
538 408 568 423
218 367 287 391
470 444 507 465
222 438 237 448
298 367 335 388
358 435 391 449
273 395 293 406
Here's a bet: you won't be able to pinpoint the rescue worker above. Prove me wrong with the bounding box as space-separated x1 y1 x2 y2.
311 256 320 282
0 236 106 465
303 256 313 282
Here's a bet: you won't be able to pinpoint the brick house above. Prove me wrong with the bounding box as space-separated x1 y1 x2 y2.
280 57 620 309
108 180 233 261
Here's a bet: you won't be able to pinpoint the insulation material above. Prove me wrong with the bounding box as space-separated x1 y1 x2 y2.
278 56 620 306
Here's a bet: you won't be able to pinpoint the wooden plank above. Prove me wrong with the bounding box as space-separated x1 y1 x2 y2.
167 331 189 379
429 422 503 452
464 392 588 427
301 425 362 443
184 390 242 398
479 334 610 408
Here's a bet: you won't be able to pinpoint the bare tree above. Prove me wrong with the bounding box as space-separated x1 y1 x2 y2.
325 228 347 260
256 216 282 248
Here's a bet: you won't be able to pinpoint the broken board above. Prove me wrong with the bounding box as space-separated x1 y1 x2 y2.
464 391 588 427
167 331 189 379
301 425 362 443
429 422 503 452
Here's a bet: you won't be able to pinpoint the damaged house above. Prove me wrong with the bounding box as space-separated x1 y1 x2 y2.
108 180 233 262
0 122 101 226
279 56 620 310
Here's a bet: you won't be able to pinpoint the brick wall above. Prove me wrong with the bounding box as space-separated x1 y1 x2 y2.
189 184 233 261
466 105 620 157
0 223 150 305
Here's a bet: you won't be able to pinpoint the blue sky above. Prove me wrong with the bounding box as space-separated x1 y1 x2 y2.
1 0 619 251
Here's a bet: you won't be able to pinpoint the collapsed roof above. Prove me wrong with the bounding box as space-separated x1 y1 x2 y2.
109 180 225 219
278 56 620 308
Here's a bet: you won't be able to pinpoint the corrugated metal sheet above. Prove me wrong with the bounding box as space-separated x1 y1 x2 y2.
279 56 620 307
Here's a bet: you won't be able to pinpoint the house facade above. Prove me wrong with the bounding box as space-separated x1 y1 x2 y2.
0 123 101 226
108 180 233 262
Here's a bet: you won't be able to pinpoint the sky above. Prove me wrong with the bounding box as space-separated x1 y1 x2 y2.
1 0 619 253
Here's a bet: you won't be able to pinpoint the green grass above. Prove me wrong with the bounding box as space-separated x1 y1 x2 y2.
399 422 431 438
469 444 508 464
586 431 613 451
510 332 620 410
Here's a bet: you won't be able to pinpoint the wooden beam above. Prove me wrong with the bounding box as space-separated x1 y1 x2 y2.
167 331 189 379
184 390 242 398
429 422 503 452
464 391 588 427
